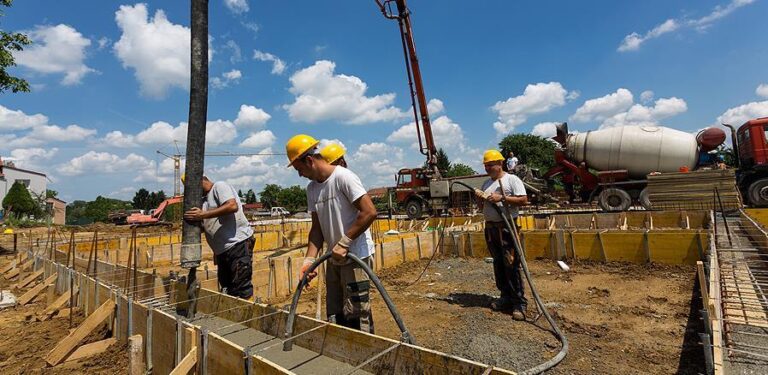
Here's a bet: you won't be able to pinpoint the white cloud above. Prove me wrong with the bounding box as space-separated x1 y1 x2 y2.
531 122 561 138
253 50 286 75
234 105 271 128
240 130 276 148
224 40 242 63
109 186 137 199
284 60 408 124
9 147 58 162
13 24 95 85
618 1 755 52
388 115 467 151
491 82 574 135
114 4 207 99
224 0 249 14
211 69 242 89
0 105 49 131
640 90 655 104
570 88 634 123
716 100 768 126
349 142 406 186
8 124 97 148
756 84 768 99
59 151 155 177
97 37 111 50
618 19 679 52
427 98 445 115
134 120 237 146
600 97 688 129
102 130 138 148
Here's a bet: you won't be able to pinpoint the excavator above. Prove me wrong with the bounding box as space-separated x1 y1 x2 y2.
123 195 183 225
376 0 548 219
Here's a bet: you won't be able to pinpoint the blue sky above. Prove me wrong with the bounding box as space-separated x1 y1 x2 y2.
2 0 768 203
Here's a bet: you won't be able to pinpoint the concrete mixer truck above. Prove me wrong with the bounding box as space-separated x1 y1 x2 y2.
543 123 728 211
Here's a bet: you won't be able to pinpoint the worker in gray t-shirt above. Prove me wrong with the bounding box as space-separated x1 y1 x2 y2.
183 174 255 299
477 150 528 320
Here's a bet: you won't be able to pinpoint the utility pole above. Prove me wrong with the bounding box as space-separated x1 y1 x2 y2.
181 0 208 283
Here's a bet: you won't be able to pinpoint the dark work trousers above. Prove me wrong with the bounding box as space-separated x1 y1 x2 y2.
484 222 527 309
215 236 255 299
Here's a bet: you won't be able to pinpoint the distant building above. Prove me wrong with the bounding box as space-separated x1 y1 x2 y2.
0 159 48 204
45 197 67 225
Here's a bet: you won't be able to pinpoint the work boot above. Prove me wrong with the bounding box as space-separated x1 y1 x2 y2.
511 308 526 321
490 297 514 311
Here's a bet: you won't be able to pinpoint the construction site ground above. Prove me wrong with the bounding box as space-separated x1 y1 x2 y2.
281 257 704 374
0 256 127 374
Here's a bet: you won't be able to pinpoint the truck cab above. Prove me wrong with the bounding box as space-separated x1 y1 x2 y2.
733 117 768 206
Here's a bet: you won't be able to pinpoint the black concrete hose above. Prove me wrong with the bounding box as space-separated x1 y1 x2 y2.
283 252 416 351
451 180 568 375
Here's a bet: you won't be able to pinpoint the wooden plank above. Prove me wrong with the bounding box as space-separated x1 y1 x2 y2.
18 273 58 305
42 286 79 320
0 259 16 274
64 338 117 363
16 268 45 289
169 346 197 375
18 258 34 271
697 261 710 317
151 308 177 375
4 267 20 280
45 299 116 366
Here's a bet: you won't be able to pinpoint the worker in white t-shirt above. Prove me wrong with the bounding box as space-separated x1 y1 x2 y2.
285 134 378 333
477 150 528 320
506 151 518 172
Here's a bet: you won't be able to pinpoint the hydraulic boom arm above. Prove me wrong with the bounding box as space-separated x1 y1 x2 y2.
376 0 439 177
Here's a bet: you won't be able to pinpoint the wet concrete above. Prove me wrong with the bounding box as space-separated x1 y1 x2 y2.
195 315 372 374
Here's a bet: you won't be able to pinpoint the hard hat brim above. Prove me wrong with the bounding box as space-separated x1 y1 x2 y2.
286 141 320 168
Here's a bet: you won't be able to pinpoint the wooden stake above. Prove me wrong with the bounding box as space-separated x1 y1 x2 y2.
169 346 197 375
129 334 144 375
41 287 79 320
64 338 116 363
45 299 116 366
18 273 58 305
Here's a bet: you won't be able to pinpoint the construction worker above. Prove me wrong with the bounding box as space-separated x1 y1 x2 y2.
320 142 348 167
286 134 378 333
506 151 518 172
182 174 255 299
477 150 528 320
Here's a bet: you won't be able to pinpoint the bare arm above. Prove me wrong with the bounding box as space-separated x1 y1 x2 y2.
183 198 238 221
346 194 377 240
306 212 324 258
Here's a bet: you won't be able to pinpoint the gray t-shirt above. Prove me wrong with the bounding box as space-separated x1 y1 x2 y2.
306 167 374 259
202 181 253 255
481 173 526 221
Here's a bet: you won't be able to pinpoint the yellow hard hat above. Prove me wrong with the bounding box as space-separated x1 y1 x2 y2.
285 134 320 167
180 173 185 184
483 150 505 164
320 143 346 164
3 229 13 234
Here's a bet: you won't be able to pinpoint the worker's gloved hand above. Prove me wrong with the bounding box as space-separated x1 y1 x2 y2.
330 235 353 265
299 257 318 288
183 207 205 221
486 193 503 203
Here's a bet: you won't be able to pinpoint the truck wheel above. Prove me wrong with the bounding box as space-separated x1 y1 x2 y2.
405 200 423 219
639 188 652 210
598 188 632 212
748 178 768 207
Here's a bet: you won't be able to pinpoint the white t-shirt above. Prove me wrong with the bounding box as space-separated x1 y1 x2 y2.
506 156 518 171
202 181 254 255
306 167 374 259
481 173 526 221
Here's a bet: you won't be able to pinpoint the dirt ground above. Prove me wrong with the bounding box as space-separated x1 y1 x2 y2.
287 257 705 375
0 254 128 375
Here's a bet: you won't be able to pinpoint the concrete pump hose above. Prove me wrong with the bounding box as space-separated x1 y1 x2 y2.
450 180 568 375
282 252 415 351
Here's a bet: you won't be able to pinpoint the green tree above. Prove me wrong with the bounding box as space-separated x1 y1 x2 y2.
245 189 257 204
1 0 31 94
83 196 132 223
446 163 476 177
132 188 150 210
45 189 58 199
277 185 307 212
2 180 35 218
238 189 244 199
498 133 556 171
435 148 451 175
259 184 281 209
65 200 88 224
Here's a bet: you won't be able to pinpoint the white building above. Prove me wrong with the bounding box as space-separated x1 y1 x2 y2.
0 161 48 205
